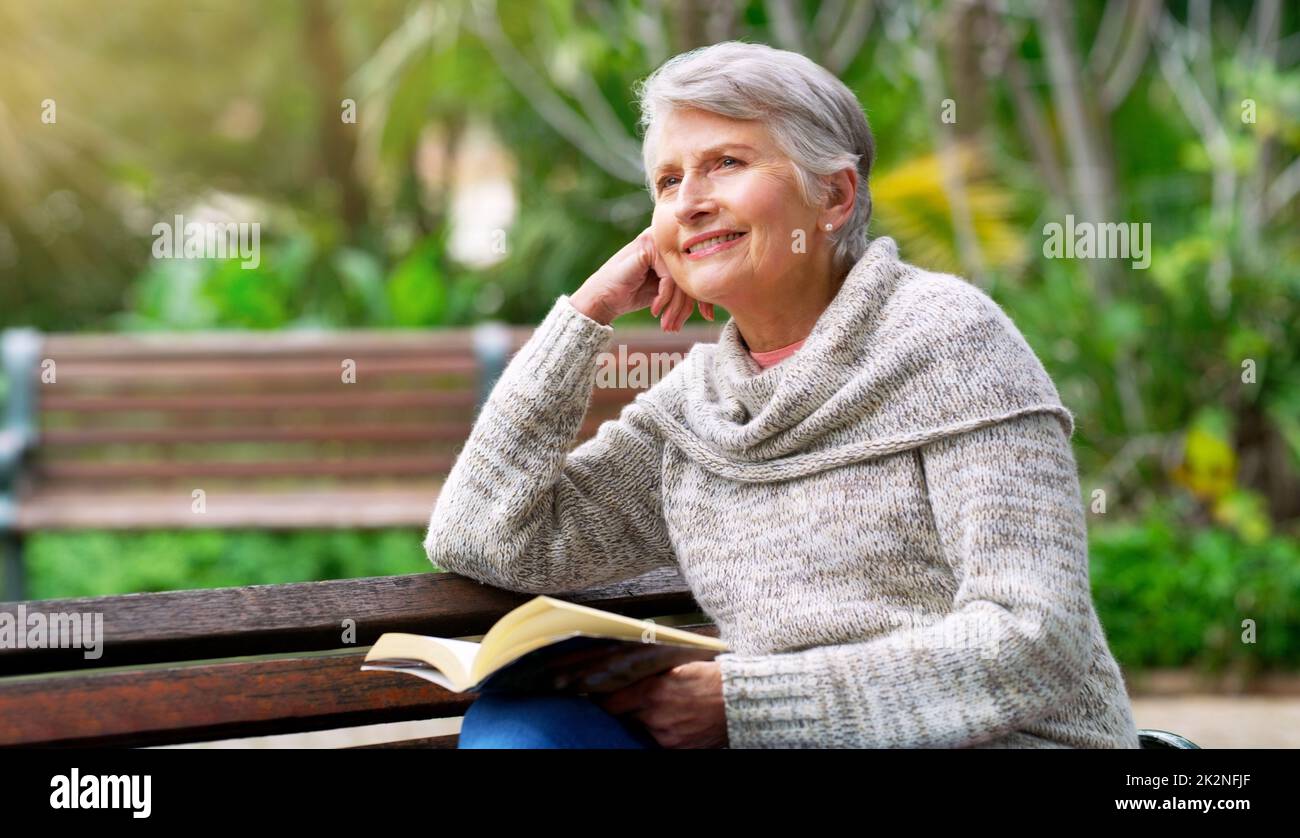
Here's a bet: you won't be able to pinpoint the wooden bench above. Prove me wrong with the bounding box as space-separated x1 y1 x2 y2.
0 567 716 748
0 323 717 600
0 570 1197 749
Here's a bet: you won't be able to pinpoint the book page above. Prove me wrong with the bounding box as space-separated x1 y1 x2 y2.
474 597 727 683
435 637 482 679
359 663 456 692
362 633 479 690
474 635 722 695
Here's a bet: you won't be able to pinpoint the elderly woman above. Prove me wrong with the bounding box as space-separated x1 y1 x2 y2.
427 41 1142 749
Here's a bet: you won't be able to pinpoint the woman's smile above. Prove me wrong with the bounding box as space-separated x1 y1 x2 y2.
684 231 747 260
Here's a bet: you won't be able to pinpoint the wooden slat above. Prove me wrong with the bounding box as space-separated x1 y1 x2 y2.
0 652 475 748
40 391 477 412
44 356 478 382
32 345 707 398
0 622 721 748
34 456 458 481
39 385 681 414
36 415 615 448
0 566 701 676
39 423 474 446
15 485 443 530
37 325 719 360
39 330 483 360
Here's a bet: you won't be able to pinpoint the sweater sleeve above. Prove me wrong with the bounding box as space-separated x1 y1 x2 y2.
716 411 1096 748
423 295 679 594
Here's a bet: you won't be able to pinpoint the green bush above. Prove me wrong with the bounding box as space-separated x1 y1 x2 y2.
25 529 430 600
1090 498 1300 674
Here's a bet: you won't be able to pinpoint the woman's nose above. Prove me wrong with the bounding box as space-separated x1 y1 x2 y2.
674 175 717 225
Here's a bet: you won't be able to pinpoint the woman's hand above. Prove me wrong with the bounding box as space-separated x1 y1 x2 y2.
593 660 729 749
569 227 715 330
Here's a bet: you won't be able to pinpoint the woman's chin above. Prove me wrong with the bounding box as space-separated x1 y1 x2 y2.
679 271 738 305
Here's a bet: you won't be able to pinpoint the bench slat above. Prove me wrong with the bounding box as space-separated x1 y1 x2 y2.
0 567 702 676
39 423 474 446
37 326 717 360
34 416 632 447
40 391 478 412
34 457 459 481
0 622 720 748
0 652 473 748
15 485 443 530
38 331 485 359
44 356 478 382
40 385 675 414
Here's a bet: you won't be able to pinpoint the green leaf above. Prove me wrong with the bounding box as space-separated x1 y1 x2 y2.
386 239 447 326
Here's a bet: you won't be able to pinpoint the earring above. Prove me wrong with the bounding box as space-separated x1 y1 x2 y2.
824 223 833 231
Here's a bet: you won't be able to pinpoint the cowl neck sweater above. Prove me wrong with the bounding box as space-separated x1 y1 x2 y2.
425 234 1140 749
636 236 1074 482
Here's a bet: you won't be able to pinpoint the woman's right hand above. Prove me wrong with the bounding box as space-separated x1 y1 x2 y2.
569 227 714 331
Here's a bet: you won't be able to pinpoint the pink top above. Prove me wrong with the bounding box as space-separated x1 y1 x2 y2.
747 337 807 370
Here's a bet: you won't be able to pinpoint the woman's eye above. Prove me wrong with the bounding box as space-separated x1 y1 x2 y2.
658 159 737 192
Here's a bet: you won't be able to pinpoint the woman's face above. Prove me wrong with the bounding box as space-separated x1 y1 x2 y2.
649 108 823 311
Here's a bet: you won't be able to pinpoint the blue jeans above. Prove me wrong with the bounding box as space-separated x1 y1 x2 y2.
458 691 662 749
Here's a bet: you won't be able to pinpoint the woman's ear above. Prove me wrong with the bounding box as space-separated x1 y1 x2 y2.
822 167 858 228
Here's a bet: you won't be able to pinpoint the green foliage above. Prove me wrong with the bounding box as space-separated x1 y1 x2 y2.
117 228 466 330
1091 500 1300 672
25 529 431 600
386 235 450 326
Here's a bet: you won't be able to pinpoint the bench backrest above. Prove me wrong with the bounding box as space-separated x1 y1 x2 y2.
2 323 718 532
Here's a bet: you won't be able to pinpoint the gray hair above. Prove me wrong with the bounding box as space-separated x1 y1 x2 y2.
634 41 875 275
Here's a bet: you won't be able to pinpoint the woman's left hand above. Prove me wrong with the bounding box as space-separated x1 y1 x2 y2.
594 661 729 749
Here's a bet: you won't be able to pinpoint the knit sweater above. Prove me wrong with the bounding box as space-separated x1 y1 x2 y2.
424 235 1142 749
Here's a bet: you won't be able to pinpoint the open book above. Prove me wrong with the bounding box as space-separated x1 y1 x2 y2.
361 595 729 695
